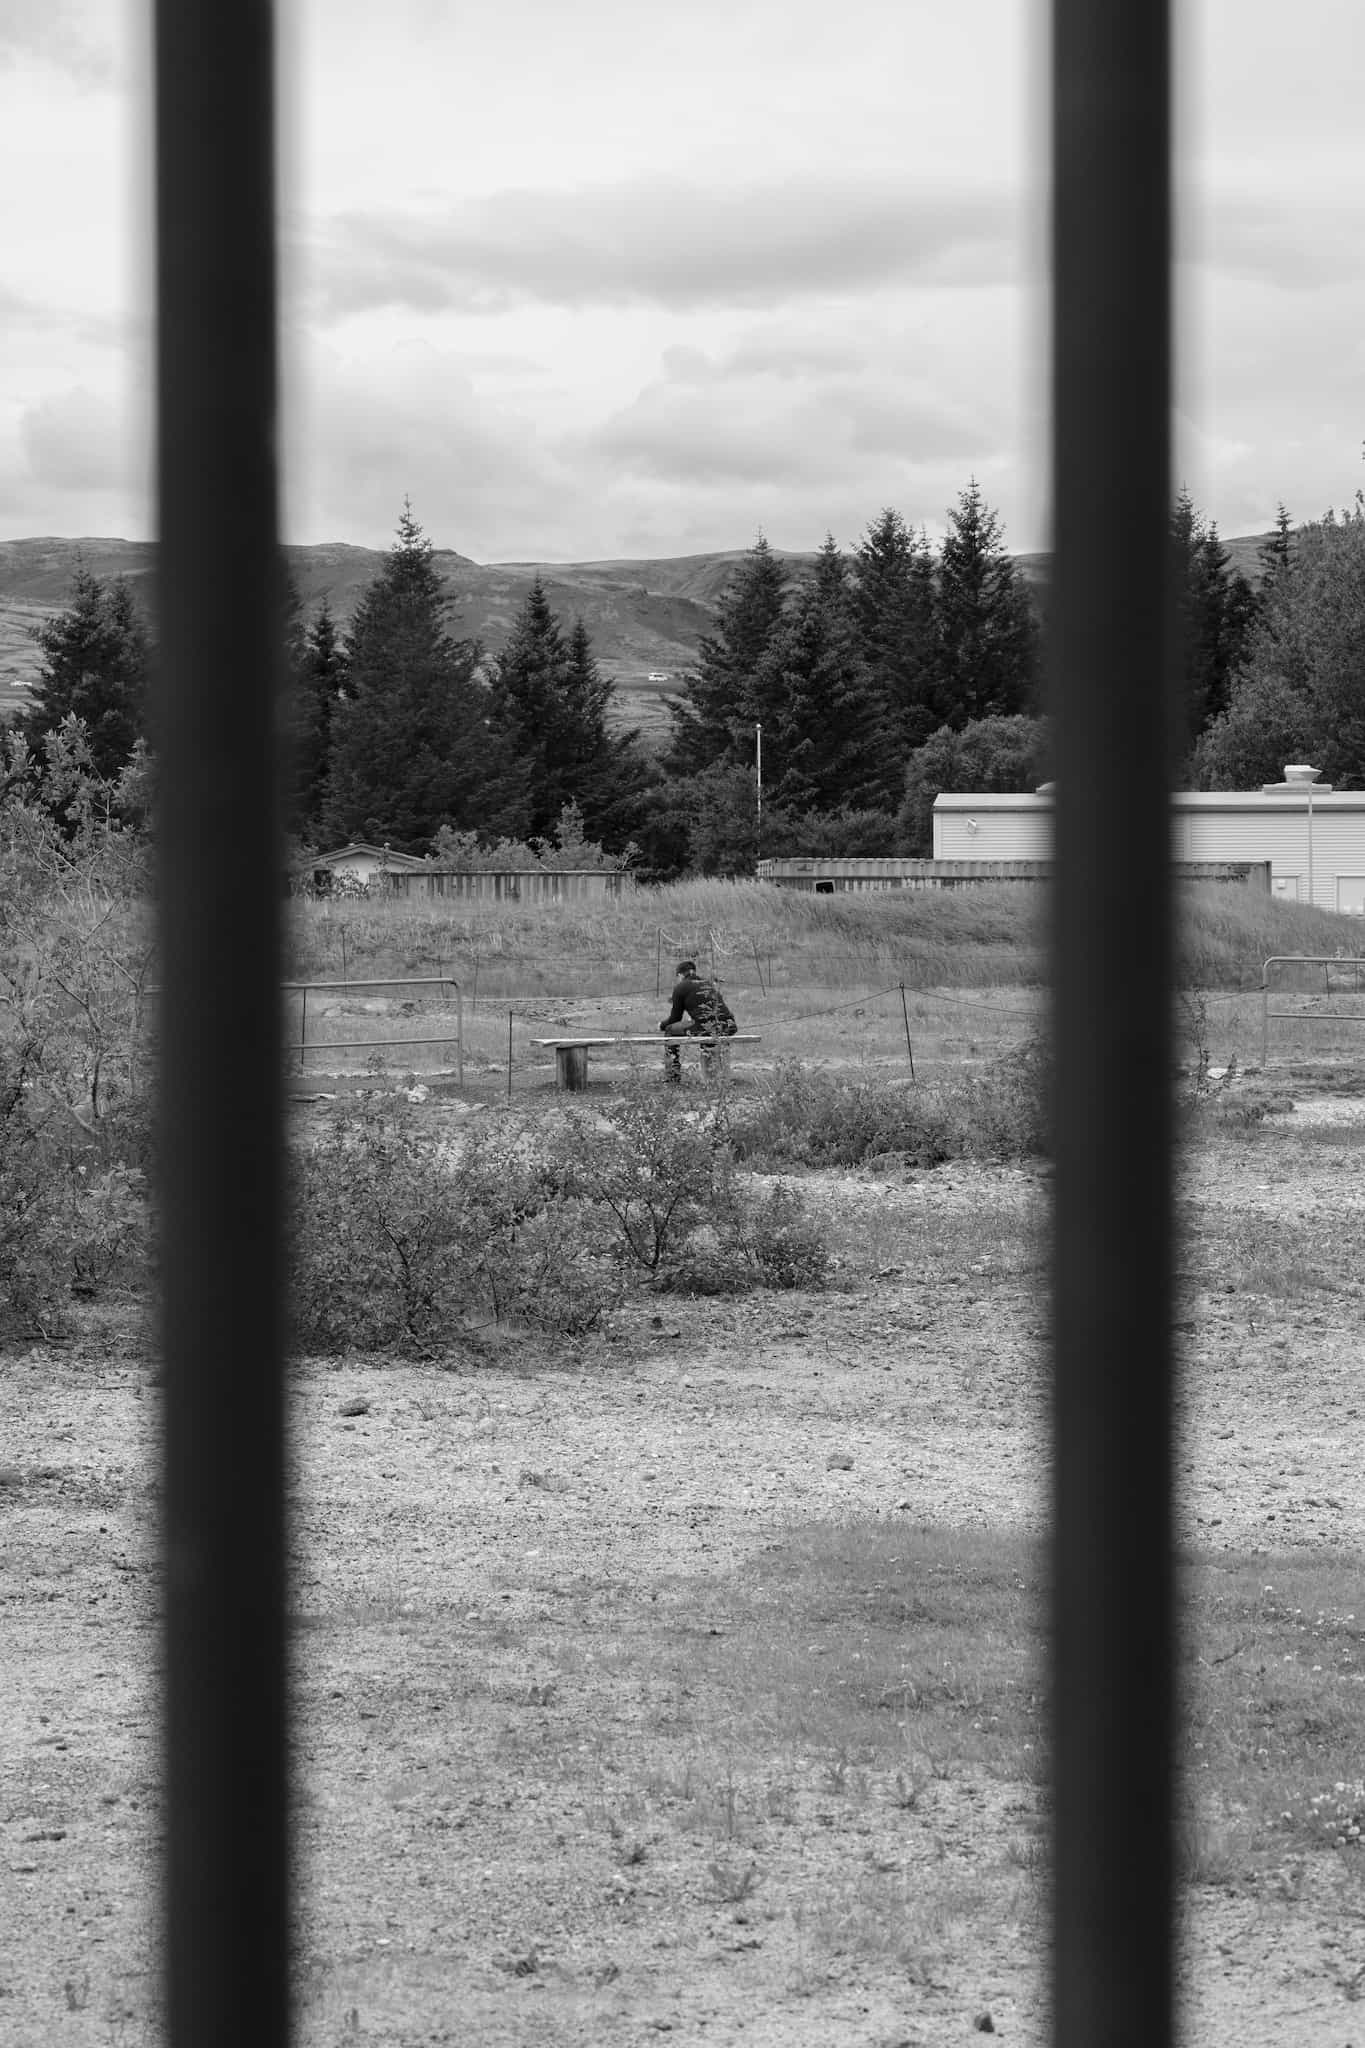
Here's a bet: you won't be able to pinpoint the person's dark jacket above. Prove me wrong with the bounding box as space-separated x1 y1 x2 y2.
660 972 736 1035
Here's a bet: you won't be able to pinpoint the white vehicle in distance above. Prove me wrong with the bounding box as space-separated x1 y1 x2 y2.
645 670 671 683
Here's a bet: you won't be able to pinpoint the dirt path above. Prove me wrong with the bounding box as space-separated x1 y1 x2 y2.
2 1126 1364 2044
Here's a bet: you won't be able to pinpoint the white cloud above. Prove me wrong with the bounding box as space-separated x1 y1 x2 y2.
0 0 118 86
0 0 1362 559
307 175 1018 321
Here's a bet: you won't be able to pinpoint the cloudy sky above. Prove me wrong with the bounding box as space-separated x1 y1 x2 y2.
3 0 1363 563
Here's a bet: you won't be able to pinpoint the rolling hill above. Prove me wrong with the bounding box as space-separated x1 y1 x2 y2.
0 529 1277 750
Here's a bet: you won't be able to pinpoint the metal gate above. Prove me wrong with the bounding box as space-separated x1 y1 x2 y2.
1262 955 1365 1066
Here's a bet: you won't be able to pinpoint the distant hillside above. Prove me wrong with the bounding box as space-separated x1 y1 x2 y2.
0 535 824 748
0 529 1278 748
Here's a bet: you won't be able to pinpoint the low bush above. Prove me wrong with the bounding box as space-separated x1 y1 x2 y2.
290 1102 623 1351
0 1043 151 1341
559 1092 743 1274
943 1035 1051 1162
289 1089 832 1350
723 1062 957 1170
742 1183 833 1290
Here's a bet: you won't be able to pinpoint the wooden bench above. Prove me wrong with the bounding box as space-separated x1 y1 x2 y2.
536 1035 761 1091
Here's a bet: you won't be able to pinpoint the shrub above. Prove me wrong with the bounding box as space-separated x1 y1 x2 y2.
0 1039 151 1341
944 1036 1051 1161
290 1101 463 1353
742 1183 832 1289
724 1063 956 1170
561 1091 743 1276
289 1102 624 1352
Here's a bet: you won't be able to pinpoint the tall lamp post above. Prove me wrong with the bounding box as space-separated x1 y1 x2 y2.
1264 765 1327 905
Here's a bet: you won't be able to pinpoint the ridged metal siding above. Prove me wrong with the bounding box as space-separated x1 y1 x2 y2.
936 794 1365 907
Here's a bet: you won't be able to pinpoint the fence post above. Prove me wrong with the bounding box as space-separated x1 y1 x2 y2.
898 983 916 1081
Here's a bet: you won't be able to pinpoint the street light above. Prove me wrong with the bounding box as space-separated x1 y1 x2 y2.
1265 765 1327 905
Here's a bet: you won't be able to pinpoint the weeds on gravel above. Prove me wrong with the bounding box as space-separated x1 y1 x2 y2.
1184 1551 1365 1871
723 1043 1048 1172
472 1525 1365 1932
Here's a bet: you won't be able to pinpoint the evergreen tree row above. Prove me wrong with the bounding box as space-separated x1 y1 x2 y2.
16 484 1353 876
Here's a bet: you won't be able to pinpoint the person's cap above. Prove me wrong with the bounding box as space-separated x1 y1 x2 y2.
676 959 697 975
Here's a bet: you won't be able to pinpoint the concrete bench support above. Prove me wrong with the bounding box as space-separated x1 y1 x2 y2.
536 1038 615 1091
537 1035 760 1089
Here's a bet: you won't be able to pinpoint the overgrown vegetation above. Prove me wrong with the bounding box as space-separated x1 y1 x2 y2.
289 1090 835 1352
723 1043 1049 1170
0 725 153 1337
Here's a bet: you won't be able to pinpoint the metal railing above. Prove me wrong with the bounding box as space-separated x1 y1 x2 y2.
284 977 464 1080
1262 955 1365 1065
151 4 1176 2046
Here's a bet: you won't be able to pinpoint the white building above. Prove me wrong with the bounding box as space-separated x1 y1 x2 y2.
933 767 1365 913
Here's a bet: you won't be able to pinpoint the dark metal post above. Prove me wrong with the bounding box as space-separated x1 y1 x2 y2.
1050 4 1175 2045
154 5 289 2045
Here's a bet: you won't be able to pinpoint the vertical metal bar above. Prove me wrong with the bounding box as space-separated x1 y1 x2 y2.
1050 4 1175 2046
153 5 289 2047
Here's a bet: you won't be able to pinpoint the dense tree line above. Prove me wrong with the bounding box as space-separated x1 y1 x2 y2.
657 482 1043 864
15 485 1365 876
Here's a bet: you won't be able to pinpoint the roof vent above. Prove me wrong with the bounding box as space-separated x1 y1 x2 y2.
1283 764 1321 784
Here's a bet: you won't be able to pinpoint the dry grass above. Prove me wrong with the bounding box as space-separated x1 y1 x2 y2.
302 1518 1365 1999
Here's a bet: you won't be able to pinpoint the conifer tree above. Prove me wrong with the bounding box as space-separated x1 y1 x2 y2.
563 615 654 847
851 507 940 800
320 504 519 852
284 601 346 841
935 480 1040 727
664 534 788 775
21 567 150 784
1194 500 1365 788
490 582 650 846
1171 488 1258 751
1256 502 1295 593
747 538 885 815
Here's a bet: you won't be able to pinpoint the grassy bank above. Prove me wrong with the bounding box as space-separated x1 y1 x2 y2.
289 878 1365 1003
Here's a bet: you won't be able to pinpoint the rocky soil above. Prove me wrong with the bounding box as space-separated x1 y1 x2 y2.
2 1104 1364 2045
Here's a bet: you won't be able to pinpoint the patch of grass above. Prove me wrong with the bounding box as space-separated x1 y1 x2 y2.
289 875 1361 1011
1182 1207 1351 1300
1184 1550 1365 1869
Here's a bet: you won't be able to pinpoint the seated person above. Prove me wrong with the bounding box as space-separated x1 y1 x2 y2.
659 959 736 1078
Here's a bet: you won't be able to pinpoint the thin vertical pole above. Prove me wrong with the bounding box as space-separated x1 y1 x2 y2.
299 983 308 1071
898 983 916 1081
153 5 289 2047
507 1009 513 1099
1051 4 1175 2046
755 722 763 865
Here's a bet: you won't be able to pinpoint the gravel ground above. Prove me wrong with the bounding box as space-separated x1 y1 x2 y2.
2 1110 1363 2045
